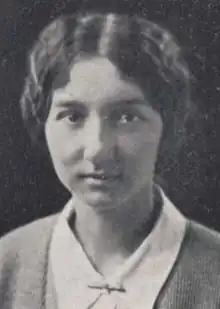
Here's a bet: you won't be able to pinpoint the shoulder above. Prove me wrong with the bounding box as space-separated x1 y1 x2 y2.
158 220 220 306
0 215 59 307
0 214 58 264
184 220 220 256
175 219 220 279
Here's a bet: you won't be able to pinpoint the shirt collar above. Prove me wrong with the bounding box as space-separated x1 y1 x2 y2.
50 188 187 309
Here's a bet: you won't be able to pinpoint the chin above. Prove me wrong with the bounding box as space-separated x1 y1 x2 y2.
83 191 119 210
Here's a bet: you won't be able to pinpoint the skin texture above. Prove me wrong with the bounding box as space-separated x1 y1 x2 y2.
45 56 163 272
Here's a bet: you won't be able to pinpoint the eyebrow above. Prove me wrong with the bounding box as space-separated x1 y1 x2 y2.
111 98 148 107
54 100 85 109
53 97 147 108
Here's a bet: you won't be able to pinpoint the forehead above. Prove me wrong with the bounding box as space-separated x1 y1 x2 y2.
52 57 145 107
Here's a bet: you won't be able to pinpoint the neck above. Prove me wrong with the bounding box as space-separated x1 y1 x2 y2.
70 184 158 275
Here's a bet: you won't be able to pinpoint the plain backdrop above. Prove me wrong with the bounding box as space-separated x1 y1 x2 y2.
1 0 220 236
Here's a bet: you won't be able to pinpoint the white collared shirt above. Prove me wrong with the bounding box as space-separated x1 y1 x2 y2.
50 189 187 309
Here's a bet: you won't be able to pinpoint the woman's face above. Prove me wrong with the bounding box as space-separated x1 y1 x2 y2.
45 57 163 209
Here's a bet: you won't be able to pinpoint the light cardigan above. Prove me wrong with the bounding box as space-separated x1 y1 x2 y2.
51 191 187 309
1 198 220 308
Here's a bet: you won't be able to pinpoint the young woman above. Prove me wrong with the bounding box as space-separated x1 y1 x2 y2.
1 12 220 309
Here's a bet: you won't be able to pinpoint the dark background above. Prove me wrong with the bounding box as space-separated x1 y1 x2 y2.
1 0 220 236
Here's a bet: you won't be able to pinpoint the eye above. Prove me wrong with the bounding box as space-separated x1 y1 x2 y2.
118 113 140 124
56 110 85 125
67 111 85 124
111 109 143 126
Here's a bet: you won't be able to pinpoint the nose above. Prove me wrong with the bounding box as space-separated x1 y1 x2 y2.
83 115 116 163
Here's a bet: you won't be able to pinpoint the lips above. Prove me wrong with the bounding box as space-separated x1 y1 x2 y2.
78 173 120 180
77 172 121 187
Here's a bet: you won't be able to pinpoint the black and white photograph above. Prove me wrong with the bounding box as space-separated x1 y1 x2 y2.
1 0 220 308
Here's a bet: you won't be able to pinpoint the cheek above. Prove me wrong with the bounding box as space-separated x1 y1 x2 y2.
118 129 161 156
45 123 81 191
45 122 81 166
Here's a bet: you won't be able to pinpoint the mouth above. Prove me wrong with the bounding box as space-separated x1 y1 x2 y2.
77 172 121 185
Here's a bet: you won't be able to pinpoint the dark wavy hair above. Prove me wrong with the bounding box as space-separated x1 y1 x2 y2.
20 12 192 176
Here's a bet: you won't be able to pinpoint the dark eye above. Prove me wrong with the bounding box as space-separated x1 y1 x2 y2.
56 110 85 125
67 111 84 124
117 112 140 124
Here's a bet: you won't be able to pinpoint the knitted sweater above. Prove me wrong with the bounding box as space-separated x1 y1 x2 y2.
1 214 220 309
